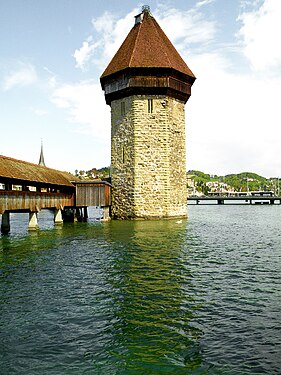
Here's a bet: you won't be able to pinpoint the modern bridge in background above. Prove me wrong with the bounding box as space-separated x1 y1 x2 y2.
187 194 281 205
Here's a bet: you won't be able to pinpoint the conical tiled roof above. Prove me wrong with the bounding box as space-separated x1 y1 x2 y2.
101 9 195 80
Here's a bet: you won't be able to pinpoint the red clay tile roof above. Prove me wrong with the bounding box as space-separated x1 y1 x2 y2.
0 155 75 187
101 10 195 79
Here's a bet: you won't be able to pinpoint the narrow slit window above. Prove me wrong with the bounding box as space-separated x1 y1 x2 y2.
148 99 153 113
121 101 125 116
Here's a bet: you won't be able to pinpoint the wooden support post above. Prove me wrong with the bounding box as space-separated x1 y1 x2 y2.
62 208 75 222
75 208 82 222
54 208 63 225
28 212 39 231
101 206 110 221
83 207 88 221
1 212 10 234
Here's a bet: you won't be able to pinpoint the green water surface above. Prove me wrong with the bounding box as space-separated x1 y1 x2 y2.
0 206 280 374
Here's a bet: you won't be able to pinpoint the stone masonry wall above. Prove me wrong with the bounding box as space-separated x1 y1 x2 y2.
111 95 187 219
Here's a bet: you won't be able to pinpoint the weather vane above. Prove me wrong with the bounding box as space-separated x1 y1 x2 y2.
142 5 150 12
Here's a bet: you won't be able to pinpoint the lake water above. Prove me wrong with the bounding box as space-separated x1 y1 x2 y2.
0 205 280 374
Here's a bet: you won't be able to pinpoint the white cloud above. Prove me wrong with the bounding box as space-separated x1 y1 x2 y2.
2 62 38 91
73 39 98 69
154 3 216 50
32 108 48 116
43 67 58 88
73 9 138 71
237 0 281 72
196 0 215 7
186 52 281 177
47 76 57 89
92 9 138 63
51 80 110 141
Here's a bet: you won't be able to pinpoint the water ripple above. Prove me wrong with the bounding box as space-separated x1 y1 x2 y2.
0 206 280 373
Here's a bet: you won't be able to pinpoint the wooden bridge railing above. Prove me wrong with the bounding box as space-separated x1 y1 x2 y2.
0 190 74 214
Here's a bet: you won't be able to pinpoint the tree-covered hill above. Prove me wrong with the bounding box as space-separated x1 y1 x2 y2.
224 172 268 191
188 170 278 193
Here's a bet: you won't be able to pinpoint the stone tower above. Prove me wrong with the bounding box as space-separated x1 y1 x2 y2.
100 6 195 219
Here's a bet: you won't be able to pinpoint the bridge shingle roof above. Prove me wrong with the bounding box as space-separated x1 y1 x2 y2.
0 155 75 187
100 9 195 80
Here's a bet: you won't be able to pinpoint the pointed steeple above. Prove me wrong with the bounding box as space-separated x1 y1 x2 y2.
38 140 46 167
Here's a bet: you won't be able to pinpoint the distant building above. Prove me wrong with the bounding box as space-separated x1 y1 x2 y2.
206 181 234 195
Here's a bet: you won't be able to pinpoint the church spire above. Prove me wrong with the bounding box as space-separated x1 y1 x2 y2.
38 140 46 167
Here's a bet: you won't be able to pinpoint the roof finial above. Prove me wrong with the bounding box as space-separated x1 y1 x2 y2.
135 5 151 25
38 139 46 167
142 5 150 13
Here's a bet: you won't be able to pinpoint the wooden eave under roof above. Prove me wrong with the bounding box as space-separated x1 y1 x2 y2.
0 155 75 187
100 10 195 82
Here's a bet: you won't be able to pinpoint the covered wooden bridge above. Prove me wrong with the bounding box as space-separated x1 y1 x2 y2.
0 155 111 234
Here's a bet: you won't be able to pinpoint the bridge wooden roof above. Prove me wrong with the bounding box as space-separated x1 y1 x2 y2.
100 9 195 80
0 155 75 187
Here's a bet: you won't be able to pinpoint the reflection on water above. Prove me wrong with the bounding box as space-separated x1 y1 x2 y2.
104 221 204 373
0 206 280 374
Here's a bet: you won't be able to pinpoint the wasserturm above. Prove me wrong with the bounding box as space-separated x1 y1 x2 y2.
100 6 196 219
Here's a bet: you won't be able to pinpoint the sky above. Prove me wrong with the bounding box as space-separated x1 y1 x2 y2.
0 0 281 178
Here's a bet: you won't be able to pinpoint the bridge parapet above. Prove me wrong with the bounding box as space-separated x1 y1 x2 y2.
0 190 74 214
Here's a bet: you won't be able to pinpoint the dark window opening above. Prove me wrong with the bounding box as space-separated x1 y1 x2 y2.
121 101 125 115
148 99 153 113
